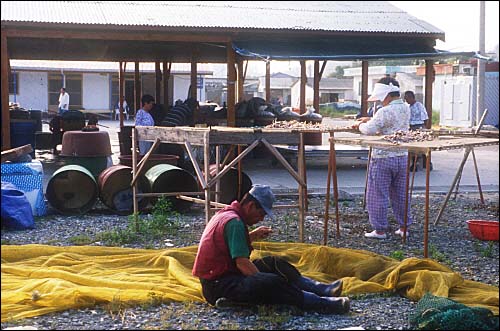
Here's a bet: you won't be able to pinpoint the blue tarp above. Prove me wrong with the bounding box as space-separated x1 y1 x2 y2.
232 39 478 61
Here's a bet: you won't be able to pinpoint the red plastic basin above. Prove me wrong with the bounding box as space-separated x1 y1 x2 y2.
466 220 499 241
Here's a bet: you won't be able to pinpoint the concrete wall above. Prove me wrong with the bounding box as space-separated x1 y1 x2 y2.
83 73 110 110
9 71 48 111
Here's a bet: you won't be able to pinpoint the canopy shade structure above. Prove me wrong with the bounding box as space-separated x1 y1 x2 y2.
233 38 478 61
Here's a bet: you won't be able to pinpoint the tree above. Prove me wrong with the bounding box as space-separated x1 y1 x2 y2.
328 66 345 78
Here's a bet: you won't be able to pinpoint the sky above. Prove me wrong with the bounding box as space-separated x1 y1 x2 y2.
389 1 499 52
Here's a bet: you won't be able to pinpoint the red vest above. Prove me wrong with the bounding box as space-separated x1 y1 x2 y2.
192 201 253 280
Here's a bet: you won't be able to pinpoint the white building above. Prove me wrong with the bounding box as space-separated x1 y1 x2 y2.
343 65 420 103
290 77 355 108
8 60 212 116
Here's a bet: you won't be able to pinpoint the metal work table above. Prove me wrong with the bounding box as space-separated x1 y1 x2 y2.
131 125 356 242
324 133 499 257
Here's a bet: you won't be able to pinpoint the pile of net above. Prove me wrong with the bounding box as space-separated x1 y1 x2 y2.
409 292 499 330
383 130 434 145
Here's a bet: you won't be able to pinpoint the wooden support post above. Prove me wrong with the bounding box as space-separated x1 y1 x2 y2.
424 59 434 129
314 60 320 114
155 61 162 103
227 41 236 127
266 61 271 103
237 59 244 102
134 62 141 117
361 61 368 117
163 61 171 106
300 60 306 114
190 57 197 101
313 60 326 112
119 61 125 127
1 34 10 149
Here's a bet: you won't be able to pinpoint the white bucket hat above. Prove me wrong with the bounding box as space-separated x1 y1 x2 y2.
367 83 400 102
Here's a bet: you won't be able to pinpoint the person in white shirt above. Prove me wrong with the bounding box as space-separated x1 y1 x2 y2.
114 98 129 120
352 76 412 240
404 91 428 130
58 87 70 115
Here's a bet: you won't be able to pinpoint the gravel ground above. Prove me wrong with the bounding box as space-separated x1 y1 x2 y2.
1 192 499 330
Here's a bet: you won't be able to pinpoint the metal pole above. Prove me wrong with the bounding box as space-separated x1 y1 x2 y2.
476 1 485 125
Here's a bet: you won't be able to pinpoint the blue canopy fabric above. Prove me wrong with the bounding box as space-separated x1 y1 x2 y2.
232 39 479 61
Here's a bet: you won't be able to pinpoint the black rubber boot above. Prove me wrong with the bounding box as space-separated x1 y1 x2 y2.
295 276 343 297
302 291 350 314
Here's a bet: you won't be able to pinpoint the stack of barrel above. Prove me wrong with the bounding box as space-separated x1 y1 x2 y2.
47 163 253 216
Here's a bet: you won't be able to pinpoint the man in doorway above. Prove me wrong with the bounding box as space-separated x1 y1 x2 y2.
58 87 70 115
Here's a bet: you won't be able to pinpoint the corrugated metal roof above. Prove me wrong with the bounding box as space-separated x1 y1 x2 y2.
1 1 444 36
9 60 213 75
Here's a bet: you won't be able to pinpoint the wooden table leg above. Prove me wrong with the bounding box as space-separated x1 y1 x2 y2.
362 147 372 210
298 133 305 242
424 149 431 258
471 148 485 205
131 128 139 232
402 152 411 243
323 133 333 246
434 147 472 226
204 133 211 224
331 140 340 238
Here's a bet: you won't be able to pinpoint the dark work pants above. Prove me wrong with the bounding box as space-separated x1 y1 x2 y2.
200 256 304 307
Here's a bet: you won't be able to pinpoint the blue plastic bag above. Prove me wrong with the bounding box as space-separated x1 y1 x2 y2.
1 182 35 230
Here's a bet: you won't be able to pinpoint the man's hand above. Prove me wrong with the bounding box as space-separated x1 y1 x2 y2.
249 226 272 241
351 117 371 130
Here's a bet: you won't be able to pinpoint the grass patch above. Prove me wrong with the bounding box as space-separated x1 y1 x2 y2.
429 244 451 265
96 197 181 247
473 240 496 258
389 250 405 261
68 234 93 245
255 304 293 329
319 103 359 118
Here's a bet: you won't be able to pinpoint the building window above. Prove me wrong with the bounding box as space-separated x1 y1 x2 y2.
9 72 19 95
48 72 82 109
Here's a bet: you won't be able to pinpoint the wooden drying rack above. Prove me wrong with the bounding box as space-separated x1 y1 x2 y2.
324 133 499 257
130 125 355 242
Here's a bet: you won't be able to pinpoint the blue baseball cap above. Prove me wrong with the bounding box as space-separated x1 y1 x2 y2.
248 184 276 218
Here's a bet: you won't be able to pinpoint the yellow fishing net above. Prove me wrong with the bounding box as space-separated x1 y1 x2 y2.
1 242 498 322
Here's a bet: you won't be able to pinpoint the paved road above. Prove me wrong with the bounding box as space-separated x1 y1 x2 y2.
38 119 499 195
